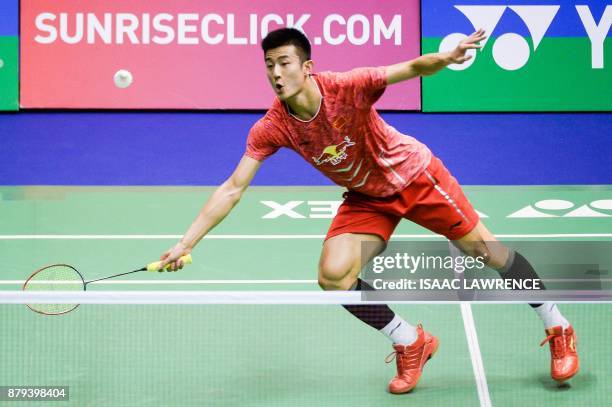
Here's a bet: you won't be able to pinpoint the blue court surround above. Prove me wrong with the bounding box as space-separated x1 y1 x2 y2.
0 112 610 185
0 0 18 36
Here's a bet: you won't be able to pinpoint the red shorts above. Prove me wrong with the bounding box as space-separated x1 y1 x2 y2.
326 156 480 241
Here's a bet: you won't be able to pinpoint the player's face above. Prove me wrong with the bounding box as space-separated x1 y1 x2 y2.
265 45 312 101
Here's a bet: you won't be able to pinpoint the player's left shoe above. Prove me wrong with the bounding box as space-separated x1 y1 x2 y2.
385 324 439 394
540 325 579 382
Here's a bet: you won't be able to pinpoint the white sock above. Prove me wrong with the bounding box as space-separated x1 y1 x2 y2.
534 302 570 329
380 314 418 345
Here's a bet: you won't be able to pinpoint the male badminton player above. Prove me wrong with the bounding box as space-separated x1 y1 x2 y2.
158 28 579 393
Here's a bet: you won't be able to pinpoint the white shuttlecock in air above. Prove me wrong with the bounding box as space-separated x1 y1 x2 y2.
114 69 133 89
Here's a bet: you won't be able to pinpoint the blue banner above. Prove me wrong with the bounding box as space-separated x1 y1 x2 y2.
422 1 611 37
0 0 18 36
0 112 610 185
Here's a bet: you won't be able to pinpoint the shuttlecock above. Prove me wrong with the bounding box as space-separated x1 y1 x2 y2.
114 69 133 89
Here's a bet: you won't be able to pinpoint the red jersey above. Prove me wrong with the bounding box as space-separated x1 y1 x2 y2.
245 67 432 197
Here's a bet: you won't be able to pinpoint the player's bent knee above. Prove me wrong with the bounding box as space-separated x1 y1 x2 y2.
318 269 350 290
319 255 352 278
473 246 491 265
456 241 491 264
457 241 509 270
318 260 354 291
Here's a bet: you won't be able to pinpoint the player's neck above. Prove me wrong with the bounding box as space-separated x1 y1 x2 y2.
285 76 322 121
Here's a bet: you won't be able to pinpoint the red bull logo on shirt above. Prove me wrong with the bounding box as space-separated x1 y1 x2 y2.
312 136 356 166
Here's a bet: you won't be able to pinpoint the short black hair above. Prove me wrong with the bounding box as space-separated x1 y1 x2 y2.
262 28 311 62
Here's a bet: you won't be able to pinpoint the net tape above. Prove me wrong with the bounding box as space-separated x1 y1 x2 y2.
2 291 611 305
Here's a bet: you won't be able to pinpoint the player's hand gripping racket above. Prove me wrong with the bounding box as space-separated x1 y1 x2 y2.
22 254 192 315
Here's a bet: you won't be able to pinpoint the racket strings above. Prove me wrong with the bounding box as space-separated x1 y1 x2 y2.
24 265 84 315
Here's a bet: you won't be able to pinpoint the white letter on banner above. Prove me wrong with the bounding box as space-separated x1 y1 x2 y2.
374 14 401 45
347 15 370 45
116 13 139 44
202 14 224 45
307 201 342 218
59 13 83 44
153 14 175 45
227 14 247 45
177 13 199 45
324 14 346 45
261 201 305 219
249 14 258 44
35 13 57 44
576 5 612 69
261 14 284 39
87 13 112 44
141 13 150 44
287 14 311 32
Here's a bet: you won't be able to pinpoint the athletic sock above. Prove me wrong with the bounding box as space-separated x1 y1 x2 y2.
342 279 418 345
380 314 419 345
499 251 571 329
534 302 570 329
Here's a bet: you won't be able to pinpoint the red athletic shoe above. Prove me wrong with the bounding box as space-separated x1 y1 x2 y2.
540 325 579 382
385 324 439 394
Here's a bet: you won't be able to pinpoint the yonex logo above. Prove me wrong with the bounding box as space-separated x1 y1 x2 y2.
507 199 612 218
261 201 343 219
259 199 612 219
439 5 611 70
260 200 489 219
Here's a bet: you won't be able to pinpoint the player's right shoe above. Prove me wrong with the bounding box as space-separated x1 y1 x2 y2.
385 324 439 394
540 325 579 382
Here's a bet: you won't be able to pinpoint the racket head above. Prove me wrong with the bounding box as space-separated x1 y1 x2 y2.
23 264 85 315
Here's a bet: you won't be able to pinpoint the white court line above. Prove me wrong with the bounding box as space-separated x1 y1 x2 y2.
1 290 361 304
2 278 612 285
0 233 611 239
461 303 492 407
3 291 610 305
0 280 319 285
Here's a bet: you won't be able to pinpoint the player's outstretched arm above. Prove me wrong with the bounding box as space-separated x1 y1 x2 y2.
386 29 486 84
157 155 262 270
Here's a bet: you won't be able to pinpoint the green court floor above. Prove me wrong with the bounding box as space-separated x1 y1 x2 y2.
1 186 611 406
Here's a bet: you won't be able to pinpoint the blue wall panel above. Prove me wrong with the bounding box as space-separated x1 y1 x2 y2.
0 112 610 185
0 0 18 36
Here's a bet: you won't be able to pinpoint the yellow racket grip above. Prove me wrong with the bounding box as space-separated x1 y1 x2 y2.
147 254 193 272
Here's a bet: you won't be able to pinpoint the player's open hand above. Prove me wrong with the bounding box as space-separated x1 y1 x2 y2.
158 241 191 272
448 29 487 64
